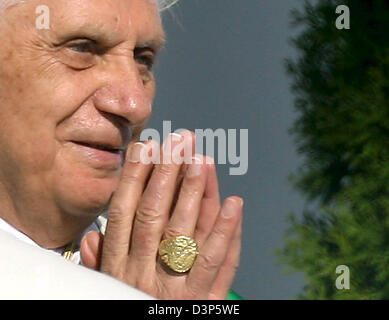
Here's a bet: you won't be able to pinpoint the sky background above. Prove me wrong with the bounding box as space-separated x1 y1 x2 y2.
149 0 308 299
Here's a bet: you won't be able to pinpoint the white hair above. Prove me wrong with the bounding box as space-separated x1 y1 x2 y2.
0 0 21 10
0 0 179 12
157 0 179 11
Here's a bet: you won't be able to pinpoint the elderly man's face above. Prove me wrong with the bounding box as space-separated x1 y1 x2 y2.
0 0 164 218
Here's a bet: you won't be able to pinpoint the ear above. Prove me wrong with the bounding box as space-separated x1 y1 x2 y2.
80 231 104 270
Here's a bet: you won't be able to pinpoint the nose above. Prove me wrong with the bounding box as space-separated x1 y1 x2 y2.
92 60 153 126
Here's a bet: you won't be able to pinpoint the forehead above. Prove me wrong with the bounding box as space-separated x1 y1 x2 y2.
9 0 165 46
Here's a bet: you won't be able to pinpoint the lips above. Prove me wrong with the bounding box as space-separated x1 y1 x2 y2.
61 120 131 170
71 141 124 154
68 139 125 170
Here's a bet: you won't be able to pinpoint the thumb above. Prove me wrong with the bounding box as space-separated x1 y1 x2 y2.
80 231 104 270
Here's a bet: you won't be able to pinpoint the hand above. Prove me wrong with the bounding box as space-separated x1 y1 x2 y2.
80 131 243 299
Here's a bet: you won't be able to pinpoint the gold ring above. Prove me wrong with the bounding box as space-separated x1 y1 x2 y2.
158 235 199 273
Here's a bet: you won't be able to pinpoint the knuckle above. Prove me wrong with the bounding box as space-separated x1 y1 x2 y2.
212 224 229 241
120 171 142 185
196 253 220 272
164 226 185 239
180 181 202 197
107 206 127 225
135 205 163 225
157 164 175 177
146 187 164 202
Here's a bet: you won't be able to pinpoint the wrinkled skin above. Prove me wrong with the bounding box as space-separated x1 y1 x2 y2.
0 0 243 299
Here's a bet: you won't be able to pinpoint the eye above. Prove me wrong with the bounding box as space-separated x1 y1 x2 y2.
134 48 156 71
67 39 100 54
57 38 104 70
136 55 155 70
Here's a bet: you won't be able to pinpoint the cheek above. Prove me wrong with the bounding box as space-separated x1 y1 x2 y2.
0 46 95 131
147 76 157 100
0 50 28 117
52 157 122 215
0 122 56 175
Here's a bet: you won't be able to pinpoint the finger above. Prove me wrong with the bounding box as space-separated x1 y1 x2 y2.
163 155 207 239
187 196 243 295
80 231 104 270
209 213 242 299
128 131 195 266
194 157 221 246
101 140 155 275
170 163 188 214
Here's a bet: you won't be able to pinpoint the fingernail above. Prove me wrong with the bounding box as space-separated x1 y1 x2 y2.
162 133 184 165
222 198 243 218
128 142 145 163
170 133 183 142
186 157 203 178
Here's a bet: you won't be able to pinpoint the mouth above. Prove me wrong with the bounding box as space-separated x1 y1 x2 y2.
71 141 124 154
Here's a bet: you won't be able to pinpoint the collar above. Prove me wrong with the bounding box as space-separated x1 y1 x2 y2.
0 216 100 264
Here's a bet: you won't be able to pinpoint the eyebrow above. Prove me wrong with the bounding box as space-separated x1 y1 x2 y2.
136 35 166 53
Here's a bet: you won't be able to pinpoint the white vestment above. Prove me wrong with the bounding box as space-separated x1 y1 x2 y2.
0 216 153 300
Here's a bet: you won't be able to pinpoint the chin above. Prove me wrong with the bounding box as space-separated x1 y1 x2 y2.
54 170 121 218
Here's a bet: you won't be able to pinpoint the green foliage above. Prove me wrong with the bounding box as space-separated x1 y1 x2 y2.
280 0 389 299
